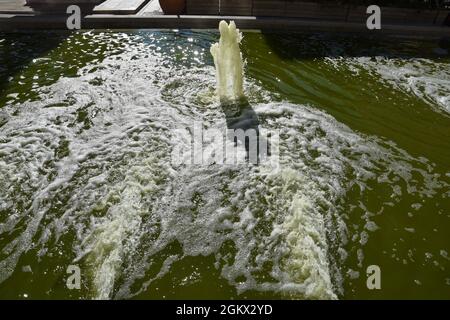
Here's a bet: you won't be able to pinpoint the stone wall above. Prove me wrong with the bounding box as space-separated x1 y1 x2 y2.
186 0 449 26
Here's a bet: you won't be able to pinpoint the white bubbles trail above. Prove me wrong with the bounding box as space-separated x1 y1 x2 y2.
81 157 169 299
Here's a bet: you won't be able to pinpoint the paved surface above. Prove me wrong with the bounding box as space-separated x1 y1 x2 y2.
0 0 160 14
94 0 150 14
139 0 162 16
0 0 33 13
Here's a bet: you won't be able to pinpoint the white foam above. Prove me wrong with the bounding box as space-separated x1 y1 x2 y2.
329 56 450 115
0 31 448 300
81 157 168 299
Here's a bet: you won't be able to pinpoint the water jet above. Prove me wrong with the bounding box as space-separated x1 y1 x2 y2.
210 20 245 102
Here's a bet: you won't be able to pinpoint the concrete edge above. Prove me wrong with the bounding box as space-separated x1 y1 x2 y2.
0 14 449 38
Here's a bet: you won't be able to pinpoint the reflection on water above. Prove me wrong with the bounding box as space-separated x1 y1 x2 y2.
0 30 449 300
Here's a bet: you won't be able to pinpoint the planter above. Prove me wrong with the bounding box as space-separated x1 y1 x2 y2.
221 0 252 16
186 0 219 15
159 0 186 15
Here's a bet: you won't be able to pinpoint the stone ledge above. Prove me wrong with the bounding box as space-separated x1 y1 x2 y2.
1 13 449 38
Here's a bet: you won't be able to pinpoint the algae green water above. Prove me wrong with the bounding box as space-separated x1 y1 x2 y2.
0 30 449 300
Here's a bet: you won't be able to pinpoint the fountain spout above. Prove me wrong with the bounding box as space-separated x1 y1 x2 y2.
210 21 245 102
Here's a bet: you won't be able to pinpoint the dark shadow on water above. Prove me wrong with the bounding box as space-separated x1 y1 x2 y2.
0 2 103 98
0 31 69 96
221 98 259 132
220 98 270 164
260 32 450 60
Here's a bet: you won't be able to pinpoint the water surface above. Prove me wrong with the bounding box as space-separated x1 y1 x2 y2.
0 30 449 299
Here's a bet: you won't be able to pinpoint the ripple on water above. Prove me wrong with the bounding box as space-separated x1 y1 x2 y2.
0 31 448 300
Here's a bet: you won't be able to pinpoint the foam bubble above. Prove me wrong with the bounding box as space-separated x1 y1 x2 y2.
0 31 448 300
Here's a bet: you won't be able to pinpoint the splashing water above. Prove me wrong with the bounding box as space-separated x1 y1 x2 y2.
0 31 449 300
210 21 245 101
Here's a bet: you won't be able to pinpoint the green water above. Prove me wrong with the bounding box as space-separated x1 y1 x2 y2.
0 30 449 300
